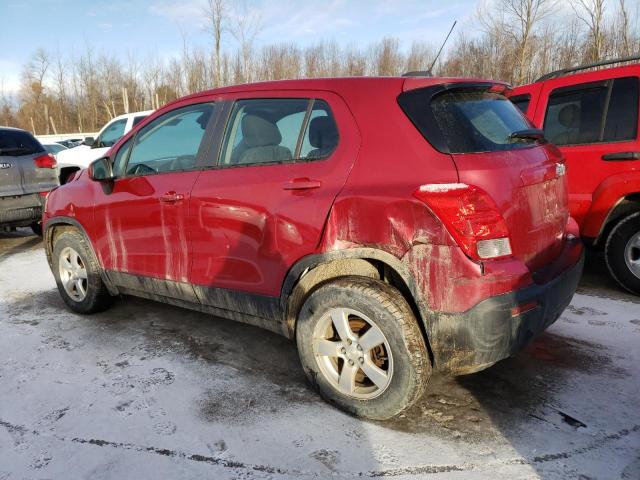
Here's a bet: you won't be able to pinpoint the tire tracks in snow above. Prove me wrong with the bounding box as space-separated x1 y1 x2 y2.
1 418 638 477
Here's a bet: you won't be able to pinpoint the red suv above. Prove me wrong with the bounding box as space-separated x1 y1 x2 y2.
43 77 583 419
510 59 640 294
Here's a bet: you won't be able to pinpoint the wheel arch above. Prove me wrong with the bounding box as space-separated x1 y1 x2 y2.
593 193 640 248
280 248 433 360
44 217 119 295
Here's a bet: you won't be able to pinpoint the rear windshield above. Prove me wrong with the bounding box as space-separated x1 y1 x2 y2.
0 129 44 156
431 91 534 153
399 87 535 154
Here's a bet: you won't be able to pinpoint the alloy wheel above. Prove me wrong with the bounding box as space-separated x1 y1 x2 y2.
58 246 88 302
624 230 640 280
312 307 393 400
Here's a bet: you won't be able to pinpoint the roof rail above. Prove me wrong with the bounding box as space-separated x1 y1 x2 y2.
535 54 640 82
402 71 433 77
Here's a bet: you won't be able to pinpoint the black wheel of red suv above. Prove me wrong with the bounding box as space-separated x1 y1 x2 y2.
605 212 640 295
296 276 431 420
52 229 113 313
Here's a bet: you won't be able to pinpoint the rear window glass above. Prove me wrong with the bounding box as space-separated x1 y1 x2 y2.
603 77 638 142
543 77 638 146
0 129 44 156
429 90 533 153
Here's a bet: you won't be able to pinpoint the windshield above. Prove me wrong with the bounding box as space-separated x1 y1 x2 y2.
0 129 44 156
430 90 535 153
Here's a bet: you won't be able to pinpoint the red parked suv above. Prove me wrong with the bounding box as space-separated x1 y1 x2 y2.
510 58 640 294
43 77 583 419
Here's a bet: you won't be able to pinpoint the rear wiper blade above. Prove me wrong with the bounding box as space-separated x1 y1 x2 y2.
508 128 546 141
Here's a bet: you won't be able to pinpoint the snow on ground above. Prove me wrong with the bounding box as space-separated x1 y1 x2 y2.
0 231 638 479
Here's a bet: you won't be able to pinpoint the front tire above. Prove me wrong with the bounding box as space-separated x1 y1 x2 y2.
605 212 640 295
296 277 431 420
52 229 113 313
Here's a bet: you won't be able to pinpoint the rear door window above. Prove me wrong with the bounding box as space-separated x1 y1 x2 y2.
300 100 338 159
544 77 638 146
0 130 44 156
219 98 338 166
603 77 639 142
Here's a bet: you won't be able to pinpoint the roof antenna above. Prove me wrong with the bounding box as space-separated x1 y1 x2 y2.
428 20 457 75
402 20 457 77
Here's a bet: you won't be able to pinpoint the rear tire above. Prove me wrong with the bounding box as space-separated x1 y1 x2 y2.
52 229 113 313
296 277 431 420
605 212 640 295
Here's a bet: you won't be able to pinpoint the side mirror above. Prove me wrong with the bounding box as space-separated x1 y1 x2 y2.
84 136 95 147
88 157 114 182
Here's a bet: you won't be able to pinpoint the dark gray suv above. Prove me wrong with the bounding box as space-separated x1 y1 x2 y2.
0 127 59 235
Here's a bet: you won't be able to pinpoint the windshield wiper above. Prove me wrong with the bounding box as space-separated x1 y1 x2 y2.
508 128 546 142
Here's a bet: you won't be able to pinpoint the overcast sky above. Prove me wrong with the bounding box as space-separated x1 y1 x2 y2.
0 0 477 94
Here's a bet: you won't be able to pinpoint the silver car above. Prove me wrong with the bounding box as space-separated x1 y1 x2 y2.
0 127 59 235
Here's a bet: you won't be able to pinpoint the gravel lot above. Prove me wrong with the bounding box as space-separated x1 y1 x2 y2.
0 229 638 479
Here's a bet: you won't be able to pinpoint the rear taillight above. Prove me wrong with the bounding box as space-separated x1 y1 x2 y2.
34 153 57 169
413 183 512 260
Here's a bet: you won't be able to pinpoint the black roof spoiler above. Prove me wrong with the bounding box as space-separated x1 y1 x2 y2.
536 54 640 82
402 71 433 77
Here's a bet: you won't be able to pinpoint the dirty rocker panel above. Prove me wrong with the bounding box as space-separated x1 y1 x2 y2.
106 271 286 336
429 251 585 375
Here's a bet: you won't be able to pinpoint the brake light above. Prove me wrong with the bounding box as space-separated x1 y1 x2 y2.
489 83 508 94
34 153 57 169
413 183 512 260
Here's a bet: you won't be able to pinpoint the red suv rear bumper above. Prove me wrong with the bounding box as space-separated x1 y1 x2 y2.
422 234 584 374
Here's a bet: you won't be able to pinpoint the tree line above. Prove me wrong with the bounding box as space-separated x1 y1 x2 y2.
1 0 638 135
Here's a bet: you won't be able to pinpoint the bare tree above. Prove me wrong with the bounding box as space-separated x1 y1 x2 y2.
614 0 633 56
204 0 226 86
4 0 640 132
19 48 50 133
573 0 607 62
406 41 436 73
372 37 402 76
501 0 556 83
229 0 262 83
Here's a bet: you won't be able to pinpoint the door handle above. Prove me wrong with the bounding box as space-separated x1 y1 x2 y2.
283 178 322 190
602 151 640 161
160 191 185 203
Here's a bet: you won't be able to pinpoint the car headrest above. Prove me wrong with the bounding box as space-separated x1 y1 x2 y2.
309 116 338 149
241 114 282 148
